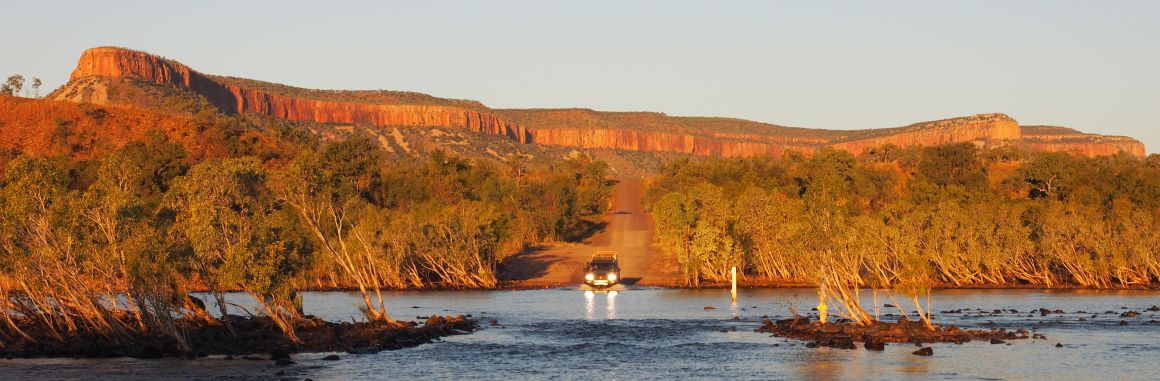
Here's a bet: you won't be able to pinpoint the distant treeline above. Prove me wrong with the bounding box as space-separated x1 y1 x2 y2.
647 144 1160 290
0 114 610 343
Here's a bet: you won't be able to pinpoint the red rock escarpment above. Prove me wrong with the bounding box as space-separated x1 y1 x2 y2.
522 114 1022 157
57 47 1145 158
526 128 817 157
66 47 530 142
1020 126 1145 157
830 114 1022 155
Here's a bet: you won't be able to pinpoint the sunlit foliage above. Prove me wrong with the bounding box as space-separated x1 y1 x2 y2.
648 143 1160 324
0 119 611 342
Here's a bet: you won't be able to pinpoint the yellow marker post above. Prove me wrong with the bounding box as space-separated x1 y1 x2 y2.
818 300 828 323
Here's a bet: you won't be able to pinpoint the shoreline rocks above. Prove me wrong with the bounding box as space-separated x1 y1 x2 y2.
0 314 476 359
756 316 1031 350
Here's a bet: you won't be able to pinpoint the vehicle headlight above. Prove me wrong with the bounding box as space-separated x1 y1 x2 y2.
608 273 618 282
585 273 595 281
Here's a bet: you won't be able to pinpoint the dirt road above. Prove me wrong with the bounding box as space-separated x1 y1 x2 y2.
498 178 678 287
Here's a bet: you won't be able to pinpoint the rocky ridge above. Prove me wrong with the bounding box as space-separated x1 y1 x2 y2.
51 47 1145 158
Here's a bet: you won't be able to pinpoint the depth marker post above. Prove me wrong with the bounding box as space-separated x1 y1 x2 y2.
730 266 737 303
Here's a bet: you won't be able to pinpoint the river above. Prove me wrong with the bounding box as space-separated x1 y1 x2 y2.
2 287 1158 380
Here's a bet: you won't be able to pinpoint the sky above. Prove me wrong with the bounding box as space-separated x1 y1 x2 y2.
2 1 1157 153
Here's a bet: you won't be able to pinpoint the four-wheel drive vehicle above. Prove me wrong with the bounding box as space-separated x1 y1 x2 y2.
584 251 620 287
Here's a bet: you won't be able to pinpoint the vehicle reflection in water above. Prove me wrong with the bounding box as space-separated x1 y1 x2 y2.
606 290 617 320
584 290 594 320
583 289 618 320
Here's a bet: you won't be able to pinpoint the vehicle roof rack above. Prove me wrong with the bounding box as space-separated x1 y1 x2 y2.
591 251 617 262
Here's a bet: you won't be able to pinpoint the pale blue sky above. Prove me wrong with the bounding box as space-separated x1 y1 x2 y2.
2 1 1157 153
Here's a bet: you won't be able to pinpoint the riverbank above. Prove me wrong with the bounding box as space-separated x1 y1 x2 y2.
0 314 475 359
489 279 1160 291
643 279 1160 291
286 279 1160 292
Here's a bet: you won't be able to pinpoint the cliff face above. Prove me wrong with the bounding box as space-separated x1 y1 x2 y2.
523 113 1021 158
526 128 816 157
224 93 531 142
65 47 530 142
831 113 1022 155
54 47 1145 158
69 47 238 110
1020 126 1146 157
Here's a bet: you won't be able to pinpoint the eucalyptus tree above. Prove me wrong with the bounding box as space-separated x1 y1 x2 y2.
0 74 23 96
275 138 397 323
168 157 310 342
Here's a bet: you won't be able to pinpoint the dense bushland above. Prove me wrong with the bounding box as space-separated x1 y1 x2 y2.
647 144 1160 324
0 106 610 342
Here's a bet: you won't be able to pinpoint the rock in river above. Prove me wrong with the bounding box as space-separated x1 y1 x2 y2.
864 337 886 351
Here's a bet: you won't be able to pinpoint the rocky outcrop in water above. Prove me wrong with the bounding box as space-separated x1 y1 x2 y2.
756 316 1031 351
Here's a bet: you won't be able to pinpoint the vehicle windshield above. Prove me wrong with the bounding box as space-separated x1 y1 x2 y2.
589 262 616 271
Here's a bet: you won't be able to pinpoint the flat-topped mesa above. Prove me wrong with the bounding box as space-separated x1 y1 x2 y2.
1020 126 1146 157
54 47 1145 158
829 113 1021 154
63 47 530 142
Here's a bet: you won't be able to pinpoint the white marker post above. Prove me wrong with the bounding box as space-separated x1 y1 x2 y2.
730 266 738 303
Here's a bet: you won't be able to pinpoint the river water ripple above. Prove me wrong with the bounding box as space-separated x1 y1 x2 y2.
2 288 1158 380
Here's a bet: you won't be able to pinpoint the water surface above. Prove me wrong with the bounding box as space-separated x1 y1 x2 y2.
3 287 1158 380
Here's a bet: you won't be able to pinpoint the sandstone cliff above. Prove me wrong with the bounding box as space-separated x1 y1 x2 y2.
525 127 817 157
61 47 530 142
51 47 1145 158
829 113 1021 155
1020 126 1146 157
